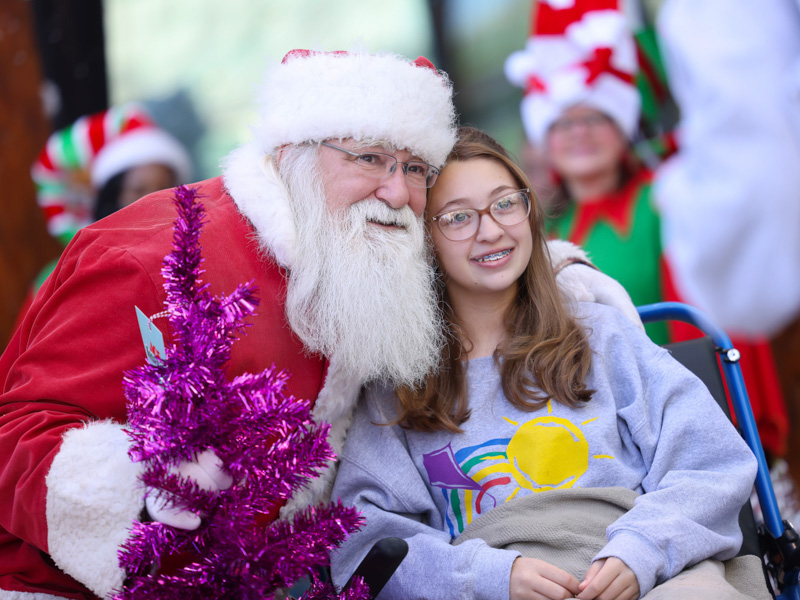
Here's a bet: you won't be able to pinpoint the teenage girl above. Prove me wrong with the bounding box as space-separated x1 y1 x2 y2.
331 127 758 600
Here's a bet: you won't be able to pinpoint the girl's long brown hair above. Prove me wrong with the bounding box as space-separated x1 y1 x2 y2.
395 126 594 433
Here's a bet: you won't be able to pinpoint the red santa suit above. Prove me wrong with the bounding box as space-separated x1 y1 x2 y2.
0 145 363 599
0 47 466 599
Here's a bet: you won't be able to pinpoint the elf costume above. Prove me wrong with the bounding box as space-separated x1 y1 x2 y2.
506 0 788 458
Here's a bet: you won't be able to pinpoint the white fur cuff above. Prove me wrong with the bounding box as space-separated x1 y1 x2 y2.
0 590 68 600
45 421 144 598
546 239 591 267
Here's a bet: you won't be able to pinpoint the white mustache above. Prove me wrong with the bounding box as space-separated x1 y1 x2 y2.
349 199 417 229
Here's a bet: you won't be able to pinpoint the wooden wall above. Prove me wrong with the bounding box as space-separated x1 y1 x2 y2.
0 1 61 346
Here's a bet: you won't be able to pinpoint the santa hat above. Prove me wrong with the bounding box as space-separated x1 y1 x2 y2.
32 104 191 244
505 0 640 145
252 49 458 168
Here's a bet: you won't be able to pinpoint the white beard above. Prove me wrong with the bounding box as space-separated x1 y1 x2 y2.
279 148 443 387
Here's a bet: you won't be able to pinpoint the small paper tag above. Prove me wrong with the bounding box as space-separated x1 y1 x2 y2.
135 306 166 366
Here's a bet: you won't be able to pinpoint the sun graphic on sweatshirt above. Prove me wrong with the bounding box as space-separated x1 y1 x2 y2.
422 400 616 535
460 400 615 503
501 400 613 496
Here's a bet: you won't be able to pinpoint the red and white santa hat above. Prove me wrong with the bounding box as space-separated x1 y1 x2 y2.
252 49 458 168
505 0 640 146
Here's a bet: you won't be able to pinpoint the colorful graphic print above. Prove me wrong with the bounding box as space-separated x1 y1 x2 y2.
422 400 614 535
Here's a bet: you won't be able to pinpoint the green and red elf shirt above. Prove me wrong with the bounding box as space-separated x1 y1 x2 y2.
546 168 788 457
547 169 669 343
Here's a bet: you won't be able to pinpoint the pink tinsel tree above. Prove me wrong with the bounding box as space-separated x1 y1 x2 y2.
115 186 368 600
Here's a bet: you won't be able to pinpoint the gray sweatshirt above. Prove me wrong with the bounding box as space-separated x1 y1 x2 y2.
330 302 758 599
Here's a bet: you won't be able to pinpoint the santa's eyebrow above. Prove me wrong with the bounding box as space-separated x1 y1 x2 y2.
348 139 424 162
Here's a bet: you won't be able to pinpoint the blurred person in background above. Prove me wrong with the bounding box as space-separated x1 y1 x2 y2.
29 103 193 293
505 0 793 520
506 1 666 343
654 0 800 522
518 139 558 212
654 0 800 341
8 104 193 337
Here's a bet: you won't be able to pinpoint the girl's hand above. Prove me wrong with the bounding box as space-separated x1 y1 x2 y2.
577 557 639 600
510 557 581 600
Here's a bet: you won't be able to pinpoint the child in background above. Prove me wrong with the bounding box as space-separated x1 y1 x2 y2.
8 104 192 337
30 103 192 286
505 0 788 482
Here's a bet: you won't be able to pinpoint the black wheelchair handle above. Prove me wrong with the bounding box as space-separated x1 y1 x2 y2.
344 537 409 597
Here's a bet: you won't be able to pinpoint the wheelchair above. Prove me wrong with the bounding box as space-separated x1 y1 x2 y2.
637 302 799 600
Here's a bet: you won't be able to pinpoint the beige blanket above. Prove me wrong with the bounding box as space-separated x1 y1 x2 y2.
452 487 771 599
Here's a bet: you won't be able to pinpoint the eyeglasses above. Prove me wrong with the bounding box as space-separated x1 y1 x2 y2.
430 189 531 241
549 113 612 134
321 142 440 188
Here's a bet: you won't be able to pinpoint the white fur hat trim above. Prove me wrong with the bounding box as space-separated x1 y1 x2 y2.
519 70 640 144
91 127 193 188
252 50 458 167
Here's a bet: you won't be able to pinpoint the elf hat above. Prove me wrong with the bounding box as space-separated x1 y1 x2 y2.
32 104 189 243
252 49 458 168
91 126 192 189
505 0 640 146
31 104 148 245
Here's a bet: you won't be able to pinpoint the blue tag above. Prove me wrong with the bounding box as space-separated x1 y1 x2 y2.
135 306 166 366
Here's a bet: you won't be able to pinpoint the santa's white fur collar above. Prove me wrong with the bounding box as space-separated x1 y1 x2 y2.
222 142 298 270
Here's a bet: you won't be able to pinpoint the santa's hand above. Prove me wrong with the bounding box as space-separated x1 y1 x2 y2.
145 449 233 530
547 239 645 332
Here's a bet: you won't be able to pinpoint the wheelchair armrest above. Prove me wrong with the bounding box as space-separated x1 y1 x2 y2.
282 537 408 599
343 537 409 597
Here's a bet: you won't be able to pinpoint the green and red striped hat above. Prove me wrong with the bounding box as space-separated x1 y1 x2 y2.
31 104 191 245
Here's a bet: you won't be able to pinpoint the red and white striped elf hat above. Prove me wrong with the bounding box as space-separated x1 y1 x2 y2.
31 104 191 244
505 0 640 146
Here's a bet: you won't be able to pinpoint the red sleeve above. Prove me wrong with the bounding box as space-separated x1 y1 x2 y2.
0 233 166 553
6 288 33 347
659 254 704 342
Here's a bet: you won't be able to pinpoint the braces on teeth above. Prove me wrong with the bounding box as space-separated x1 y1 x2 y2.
476 249 511 262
